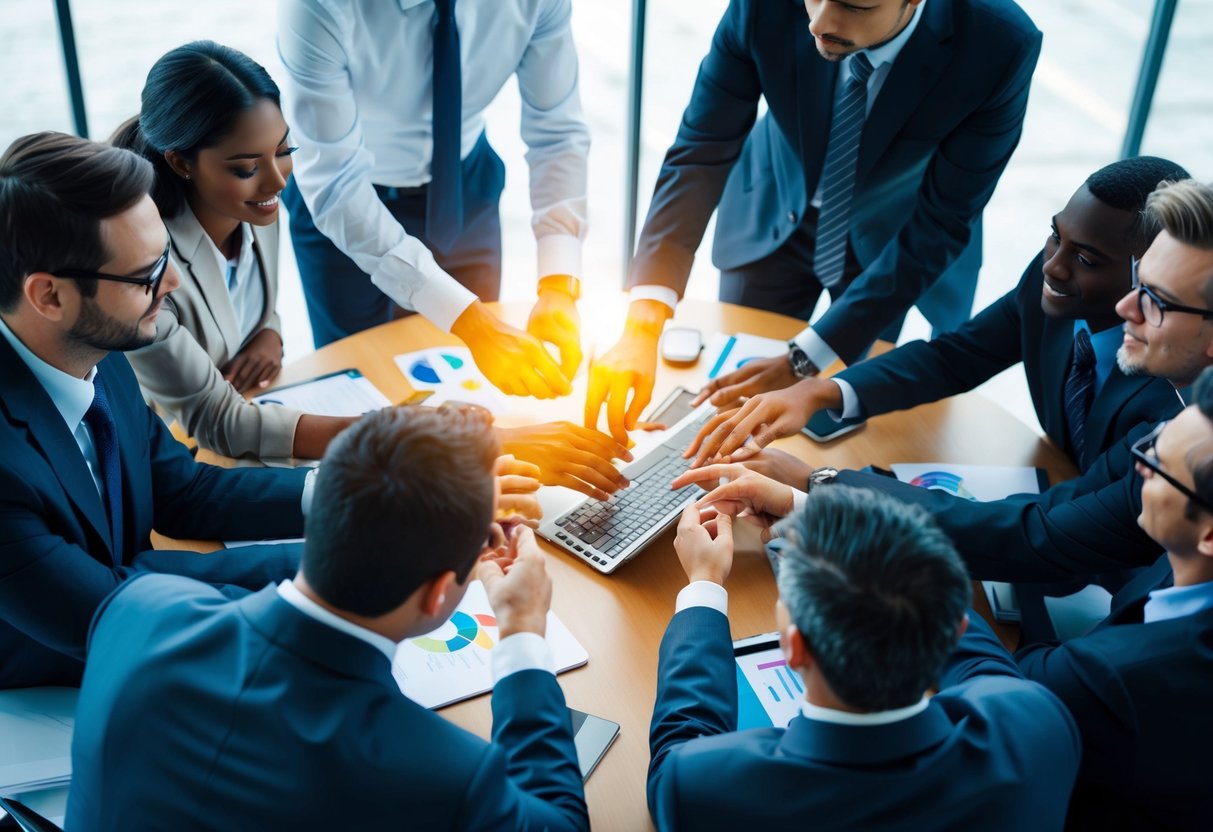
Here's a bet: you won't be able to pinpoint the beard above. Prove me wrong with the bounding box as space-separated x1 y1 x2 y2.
67 295 158 353
1116 343 1143 376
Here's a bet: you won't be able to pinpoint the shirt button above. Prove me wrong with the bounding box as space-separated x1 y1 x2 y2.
787 211 797 224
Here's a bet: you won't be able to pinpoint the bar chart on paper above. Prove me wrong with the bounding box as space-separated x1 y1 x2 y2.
735 646 805 729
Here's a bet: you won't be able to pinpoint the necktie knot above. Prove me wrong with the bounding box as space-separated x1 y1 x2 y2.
434 0 455 20
1073 327 1096 371
849 52 875 85
86 379 115 430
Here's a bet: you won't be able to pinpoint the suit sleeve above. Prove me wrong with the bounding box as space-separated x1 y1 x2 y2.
456 669 588 831
647 606 737 823
813 30 1042 364
937 610 1024 689
836 282 1025 419
832 424 1161 581
626 0 762 293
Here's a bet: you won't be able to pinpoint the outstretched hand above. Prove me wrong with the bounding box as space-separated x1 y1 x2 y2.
452 300 572 399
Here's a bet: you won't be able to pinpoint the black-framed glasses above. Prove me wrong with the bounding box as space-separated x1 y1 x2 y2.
1130 421 1213 514
55 241 171 296
1131 258 1213 328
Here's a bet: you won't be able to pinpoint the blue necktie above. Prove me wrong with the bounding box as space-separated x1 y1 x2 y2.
84 375 124 552
814 52 875 289
1064 328 1096 464
427 0 463 251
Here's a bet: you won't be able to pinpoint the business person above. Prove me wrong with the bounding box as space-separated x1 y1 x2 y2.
279 0 588 399
688 157 1189 470
647 485 1078 831
1013 367 1213 828
0 133 314 689
68 406 588 831
587 0 1041 443
114 42 628 498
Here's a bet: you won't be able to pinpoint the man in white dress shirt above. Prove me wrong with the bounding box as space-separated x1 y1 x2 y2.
279 0 589 400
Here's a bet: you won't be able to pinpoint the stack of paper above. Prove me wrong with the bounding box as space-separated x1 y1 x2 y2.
0 687 78 794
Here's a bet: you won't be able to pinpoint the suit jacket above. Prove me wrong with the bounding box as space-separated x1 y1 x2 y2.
67 576 589 831
647 606 1078 831
836 251 1183 471
1017 557 1213 829
834 420 1164 582
127 207 301 459
0 338 308 689
628 0 1042 360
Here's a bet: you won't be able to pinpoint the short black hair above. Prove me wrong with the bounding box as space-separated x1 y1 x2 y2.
111 41 281 219
0 132 154 311
1187 366 1213 520
1085 156 1191 252
302 406 499 617
774 486 971 711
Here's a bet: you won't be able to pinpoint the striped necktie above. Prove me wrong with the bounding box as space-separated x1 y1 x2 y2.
427 0 463 251
813 51 875 289
84 374 124 552
1064 328 1097 464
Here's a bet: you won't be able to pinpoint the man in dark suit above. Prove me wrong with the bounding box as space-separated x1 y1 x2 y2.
67 406 588 831
0 132 313 689
687 157 1189 472
1013 366 1213 828
648 485 1078 831
587 0 1042 443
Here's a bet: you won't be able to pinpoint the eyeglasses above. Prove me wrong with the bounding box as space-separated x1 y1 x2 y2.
1130 421 1213 514
1131 258 1213 328
55 241 171 296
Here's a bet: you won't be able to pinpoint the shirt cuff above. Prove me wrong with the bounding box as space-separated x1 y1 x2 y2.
832 379 862 420
301 468 318 516
370 241 478 333
491 631 556 683
675 580 728 615
791 487 808 514
537 234 583 280
792 327 841 373
629 284 679 313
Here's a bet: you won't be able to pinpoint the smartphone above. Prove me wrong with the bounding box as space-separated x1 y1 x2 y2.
570 708 620 781
660 327 703 365
801 409 865 443
646 386 698 426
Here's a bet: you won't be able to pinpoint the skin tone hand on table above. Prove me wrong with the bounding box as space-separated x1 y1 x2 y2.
690 354 801 410
478 524 552 638
670 463 796 543
221 326 283 392
526 283 583 381
584 298 671 444
451 300 572 399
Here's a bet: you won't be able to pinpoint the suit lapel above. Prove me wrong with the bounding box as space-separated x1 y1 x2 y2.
1101 556 1174 627
795 21 839 196
1084 366 1148 470
855 0 954 184
1040 317 1074 453
250 223 276 332
0 336 116 561
167 209 243 356
778 700 953 766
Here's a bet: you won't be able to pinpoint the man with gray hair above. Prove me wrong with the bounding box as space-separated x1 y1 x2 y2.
646 486 1079 831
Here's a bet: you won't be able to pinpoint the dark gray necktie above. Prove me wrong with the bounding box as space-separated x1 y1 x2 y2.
1064 328 1096 464
427 0 463 251
84 375 124 550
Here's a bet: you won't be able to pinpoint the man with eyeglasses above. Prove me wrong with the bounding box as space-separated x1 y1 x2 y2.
0 132 316 689
1012 365 1213 827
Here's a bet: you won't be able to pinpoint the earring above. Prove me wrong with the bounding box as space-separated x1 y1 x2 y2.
184 174 191 180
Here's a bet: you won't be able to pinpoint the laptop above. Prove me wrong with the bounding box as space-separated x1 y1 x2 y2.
538 388 713 574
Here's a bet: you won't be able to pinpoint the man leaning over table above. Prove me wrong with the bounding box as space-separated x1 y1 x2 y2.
647 484 1077 831
279 0 589 399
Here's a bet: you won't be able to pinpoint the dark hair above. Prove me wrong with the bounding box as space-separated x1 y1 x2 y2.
111 41 281 219
302 406 499 617
1085 156 1191 253
773 486 971 711
1186 366 1213 520
0 132 154 311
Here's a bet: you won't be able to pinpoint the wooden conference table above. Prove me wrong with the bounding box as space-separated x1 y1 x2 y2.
188 298 1076 832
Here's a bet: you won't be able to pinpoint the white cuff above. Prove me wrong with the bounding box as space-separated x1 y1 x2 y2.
370 242 477 333
675 580 728 615
491 631 556 683
629 284 679 313
301 468 318 516
537 234 583 280
792 327 841 373
832 379 862 420
791 487 808 514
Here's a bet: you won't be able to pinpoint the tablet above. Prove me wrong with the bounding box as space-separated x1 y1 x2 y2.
570 708 620 782
733 633 805 730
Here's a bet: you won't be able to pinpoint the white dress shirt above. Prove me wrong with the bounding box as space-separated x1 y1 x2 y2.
202 220 265 345
633 6 925 374
278 0 590 332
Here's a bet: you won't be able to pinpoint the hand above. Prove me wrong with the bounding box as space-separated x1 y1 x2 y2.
684 378 839 467
495 454 543 523
674 505 734 585
222 327 283 393
479 525 552 638
735 447 814 489
497 422 632 501
691 354 799 408
451 301 572 399
584 299 670 445
670 463 795 542
527 287 582 380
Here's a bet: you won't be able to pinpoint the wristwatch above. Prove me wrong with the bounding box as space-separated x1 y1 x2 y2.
806 466 839 492
537 273 581 301
787 341 820 379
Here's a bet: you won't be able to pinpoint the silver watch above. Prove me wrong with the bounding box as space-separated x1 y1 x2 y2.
807 467 839 492
787 342 819 379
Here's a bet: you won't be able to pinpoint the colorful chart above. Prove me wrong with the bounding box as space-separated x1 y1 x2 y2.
411 611 497 654
735 646 805 729
909 471 976 501
406 358 442 386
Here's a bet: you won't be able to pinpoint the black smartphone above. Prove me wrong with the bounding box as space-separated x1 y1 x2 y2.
801 408 865 443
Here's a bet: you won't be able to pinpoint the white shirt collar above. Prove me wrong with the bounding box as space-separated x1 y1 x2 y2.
1144 579 1213 624
800 695 930 726
396 0 429 11
195 212 256 289
277 580 398 662
0 312 97 433
858 3 923 74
